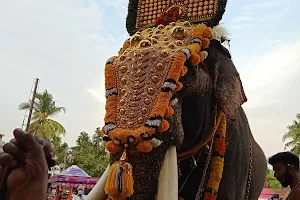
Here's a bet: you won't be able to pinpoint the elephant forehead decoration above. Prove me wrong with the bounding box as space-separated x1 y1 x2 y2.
103 22 212 154
116 24 195 130
101 1 227 199
102 22 212 200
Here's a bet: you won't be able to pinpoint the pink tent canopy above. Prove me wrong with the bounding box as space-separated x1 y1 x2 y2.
49 165 99 189
259 188 289 199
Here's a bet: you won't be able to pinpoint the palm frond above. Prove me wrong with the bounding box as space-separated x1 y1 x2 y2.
48 106 67 117
28 120 42 133
284 140 300 148
32 112 43 120
35 90 54 113
18 102 31 110
283 129 300 141
283 113 300 153
47 119 66 136
290 145 300 157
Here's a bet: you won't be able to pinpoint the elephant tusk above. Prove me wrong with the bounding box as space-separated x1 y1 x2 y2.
86 165 110 200
157 146 178 200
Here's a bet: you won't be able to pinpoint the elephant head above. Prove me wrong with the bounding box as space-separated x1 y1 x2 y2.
91 1 248 200
97 22 247 200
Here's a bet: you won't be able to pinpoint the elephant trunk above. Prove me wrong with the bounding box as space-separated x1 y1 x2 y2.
87 146 178 200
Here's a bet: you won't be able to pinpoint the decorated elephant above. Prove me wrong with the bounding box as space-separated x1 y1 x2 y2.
86 0 267 200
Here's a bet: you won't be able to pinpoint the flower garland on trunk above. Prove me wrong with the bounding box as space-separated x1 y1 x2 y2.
203 111 227 200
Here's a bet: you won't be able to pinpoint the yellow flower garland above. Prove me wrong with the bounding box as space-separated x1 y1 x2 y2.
203 111 227 200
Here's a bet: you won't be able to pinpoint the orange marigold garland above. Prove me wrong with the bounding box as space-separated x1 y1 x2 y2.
203 111 227 200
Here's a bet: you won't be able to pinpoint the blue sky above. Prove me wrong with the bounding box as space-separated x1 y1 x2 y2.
0 0 299 159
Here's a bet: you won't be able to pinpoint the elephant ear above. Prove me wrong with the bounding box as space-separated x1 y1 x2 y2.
207 40 247 120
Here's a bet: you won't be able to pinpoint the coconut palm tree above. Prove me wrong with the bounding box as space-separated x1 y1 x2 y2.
283 114 300 155
18 89 66 139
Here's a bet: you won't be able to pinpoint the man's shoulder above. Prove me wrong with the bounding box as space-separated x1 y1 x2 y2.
290 187 300 200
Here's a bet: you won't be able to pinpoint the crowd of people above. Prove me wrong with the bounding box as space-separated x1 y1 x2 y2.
0 129 300 199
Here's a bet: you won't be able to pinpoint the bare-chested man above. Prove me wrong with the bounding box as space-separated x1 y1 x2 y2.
269 152 300 200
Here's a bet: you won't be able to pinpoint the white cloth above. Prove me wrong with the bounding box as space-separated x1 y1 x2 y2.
72 194 86 200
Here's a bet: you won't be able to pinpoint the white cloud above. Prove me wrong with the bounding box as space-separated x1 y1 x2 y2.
231 0 290 31
0 0 122 145
239 38 300 158
242 0 286 10
87 77 105 105
241 40 300 109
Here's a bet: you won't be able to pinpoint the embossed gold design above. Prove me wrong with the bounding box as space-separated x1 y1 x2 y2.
137 117 144 124
139 40 152 48
168 43 176 49
151 76 159 83
120 108 125 115
147 87 155 95
121 77 127 84
156 63 164 71
144 98 151 105
136 0 218 29
120 89 126 96
114 21 195 129
121 118 126 124
130 34 143 46
128 122 134 128
171 26 187 39
141 108 147 114
120 66 127 73
161 50 169 57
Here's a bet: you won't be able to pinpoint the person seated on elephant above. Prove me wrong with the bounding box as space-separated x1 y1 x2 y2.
269 152 300 200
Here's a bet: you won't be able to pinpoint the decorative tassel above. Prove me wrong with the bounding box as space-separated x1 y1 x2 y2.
106 141 123 154
157 119 170 133
105 145 134 200
175 81 183 91
137 140 153 152
190 54 201 66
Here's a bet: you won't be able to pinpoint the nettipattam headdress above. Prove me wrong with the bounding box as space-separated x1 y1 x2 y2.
102 1 228 199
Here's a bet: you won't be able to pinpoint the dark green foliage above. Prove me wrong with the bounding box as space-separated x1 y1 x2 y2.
266 168 282 188
283 114 300 155
70 129 109 177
